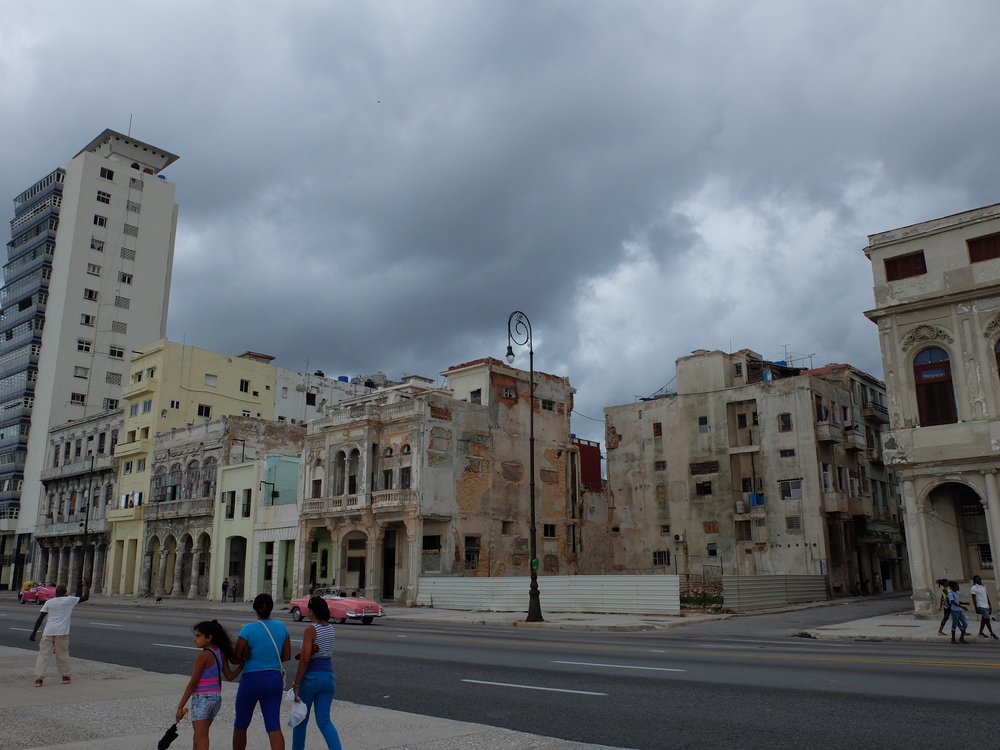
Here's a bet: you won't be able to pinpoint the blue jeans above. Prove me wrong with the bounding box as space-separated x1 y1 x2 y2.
292 671 342 750
950 609 968 634
234 670 283 732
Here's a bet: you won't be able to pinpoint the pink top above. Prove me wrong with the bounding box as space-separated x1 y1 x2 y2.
194 647 222 694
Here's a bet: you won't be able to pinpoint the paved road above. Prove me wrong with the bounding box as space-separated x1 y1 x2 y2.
4 598 1000 749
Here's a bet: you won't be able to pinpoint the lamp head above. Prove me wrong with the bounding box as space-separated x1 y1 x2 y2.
505 345 515 364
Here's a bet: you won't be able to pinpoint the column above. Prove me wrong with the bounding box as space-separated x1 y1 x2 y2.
171 549 185 597
155 550 169 597
406 516 422 606
47 547 58 583
93 545 107 594
188 551 203 599
57 547 70 587
137 549 153 597
904 478 932 614
983 471 1000 604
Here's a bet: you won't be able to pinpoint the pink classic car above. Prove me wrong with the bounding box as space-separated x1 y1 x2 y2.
288 592 386 625
19 582 57 604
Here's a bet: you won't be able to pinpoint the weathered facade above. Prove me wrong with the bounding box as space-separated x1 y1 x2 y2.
35 410 121 593
865 202 1000 614
605 349 903 595
298 358 605 605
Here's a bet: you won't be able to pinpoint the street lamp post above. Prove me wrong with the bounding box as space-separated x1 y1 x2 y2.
506 311 543 622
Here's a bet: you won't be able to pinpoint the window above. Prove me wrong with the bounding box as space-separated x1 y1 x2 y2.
470 389 482 405
735 520 752 541
734 362 743 377
752 411 759 426
142 399 152 413
109 346 125 358
77 339 92 353
541 399 555 412
240 379 250 393
129 403 139 417
87 263 101 275
100 167 114 180
170 400 180 409
502 386 516 399
118 272 132 284
779 479 803 500
382 469 393 490
401 444 411 454
969 233 1000 263
780 448 796 458
741 477 753 492
660 524 671 535
120 247 135 261
737 413 748 429
652 422 662 437
543 524 557 538
223 491 236 519
979 543 994 570
111 321 127 334
786 516 802 531
123 223 138 237
204 374 217 387
126 200 140 214
123 461 133 475
91 238 104 252
884 250 927 281
70 393 86 405
305 392 316 406
464 536 481 570
137 458 146 472
707 543 718 557
703 521 719 533
84 288 99 301
242 488 252 517
400 466 411 489
103 398 119 410
695 481 712 496
96 190 111 204
654 460 666 471
73 366 88 379
197 404 212 418
242 410 251 417
698 416 709 433
130 176 143 190
778 413 793 432
653 550 670 567
114 296 130 309
914 347 957 426
93 215 107 227
502 520 514 535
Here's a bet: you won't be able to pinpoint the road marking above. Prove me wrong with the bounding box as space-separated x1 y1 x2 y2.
461 679 606 696
90 622 123 627
554 660 684 672
153 643 199 650
10 627 33 632
716 638 852 648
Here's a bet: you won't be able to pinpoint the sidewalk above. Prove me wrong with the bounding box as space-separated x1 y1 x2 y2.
804 609 999 642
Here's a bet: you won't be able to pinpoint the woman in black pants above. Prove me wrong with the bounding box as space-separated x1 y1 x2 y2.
936 578 952 636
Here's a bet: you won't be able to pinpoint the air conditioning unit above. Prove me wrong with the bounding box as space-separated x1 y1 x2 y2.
673 533 686 542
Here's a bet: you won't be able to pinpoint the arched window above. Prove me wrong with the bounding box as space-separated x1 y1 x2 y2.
401 444 412 455
202 457 218 498
384 446 394 457
152 466 167 503
185 460 201 499
914 347 957 426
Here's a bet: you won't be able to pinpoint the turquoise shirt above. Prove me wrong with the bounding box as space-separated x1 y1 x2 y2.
238 619 289 673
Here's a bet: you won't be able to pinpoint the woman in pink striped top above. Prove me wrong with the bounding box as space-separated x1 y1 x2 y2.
176 620 243 750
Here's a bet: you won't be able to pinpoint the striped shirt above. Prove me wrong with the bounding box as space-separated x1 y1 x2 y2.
307 622 335 673
194 647 222 694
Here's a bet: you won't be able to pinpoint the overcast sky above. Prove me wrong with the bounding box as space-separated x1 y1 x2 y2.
3 1 1000 444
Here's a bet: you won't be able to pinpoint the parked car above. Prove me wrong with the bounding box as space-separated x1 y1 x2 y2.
19 582 57 604
288 592 386 625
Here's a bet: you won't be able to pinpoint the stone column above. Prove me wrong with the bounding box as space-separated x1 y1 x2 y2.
93 545 107 594
137 550 154 598
155 550 169 597
904 478 933 614
57 547 70 588
406 516 422 606
171 548 186 597
188 551 203 599
983 471 1000 604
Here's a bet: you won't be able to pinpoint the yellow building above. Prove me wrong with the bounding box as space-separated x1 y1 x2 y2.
107 340 277 595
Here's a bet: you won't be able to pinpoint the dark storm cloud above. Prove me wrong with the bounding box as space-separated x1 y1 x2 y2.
4 0 1000 442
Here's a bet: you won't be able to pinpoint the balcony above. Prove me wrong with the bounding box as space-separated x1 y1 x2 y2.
815 422 842 443
0 506 18 532
823 492 849 514
372 489 417 510
40 453 115 481
302 493 370 515
107 505 143 522
122 377 158 399
843 430 866 451
866 448 883 464
114 438 150 458
728 444 760 455
862 400 889 424
36 515 108 537
849 494 874 517
144 497 214 521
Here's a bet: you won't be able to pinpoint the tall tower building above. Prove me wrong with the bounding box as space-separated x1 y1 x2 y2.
0 130 178 588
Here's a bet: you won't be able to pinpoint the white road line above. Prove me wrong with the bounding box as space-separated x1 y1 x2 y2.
10 627 33 632
153 643 199 650
554 660 684 672
90 622 123 627
716 638 852 648
461 679 606 696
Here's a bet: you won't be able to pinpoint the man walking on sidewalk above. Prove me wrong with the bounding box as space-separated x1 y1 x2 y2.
29 581 90 686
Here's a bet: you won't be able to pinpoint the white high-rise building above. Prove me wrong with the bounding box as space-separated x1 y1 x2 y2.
0 130 178 588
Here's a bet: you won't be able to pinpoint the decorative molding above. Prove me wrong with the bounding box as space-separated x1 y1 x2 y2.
900 324 954 352
984 312 1000 340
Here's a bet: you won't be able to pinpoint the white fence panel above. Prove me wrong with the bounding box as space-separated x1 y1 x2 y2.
416 575 680 614
723 575 828 612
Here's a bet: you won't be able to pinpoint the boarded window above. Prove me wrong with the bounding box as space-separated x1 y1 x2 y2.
689 461 719 475
969 232 1000 263
703 521 719 533
652 422 662 437
884 250 927 281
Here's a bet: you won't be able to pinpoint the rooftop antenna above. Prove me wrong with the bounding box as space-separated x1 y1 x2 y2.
127 114 133 137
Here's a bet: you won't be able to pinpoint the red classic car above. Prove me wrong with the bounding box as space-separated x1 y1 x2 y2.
19 582 57 604
288 593 386 625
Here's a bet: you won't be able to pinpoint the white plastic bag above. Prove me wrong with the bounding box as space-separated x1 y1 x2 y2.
287 700 308 729
283 688 295 702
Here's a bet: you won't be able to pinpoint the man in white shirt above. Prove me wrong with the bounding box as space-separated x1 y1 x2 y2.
29 581 90 686
970 575 998 640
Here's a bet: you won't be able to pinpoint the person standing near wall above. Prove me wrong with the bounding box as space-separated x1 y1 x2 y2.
29 581 90 686
969 575 998 639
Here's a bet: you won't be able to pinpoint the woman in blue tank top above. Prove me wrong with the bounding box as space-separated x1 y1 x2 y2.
290 596 342 750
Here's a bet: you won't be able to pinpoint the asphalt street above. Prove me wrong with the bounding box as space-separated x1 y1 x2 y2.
3 598 999 750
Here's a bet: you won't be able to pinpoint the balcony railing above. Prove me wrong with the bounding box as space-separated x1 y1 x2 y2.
303 493 370 514
862 400 889 424
372 489 417 509
144 497 215 521
815 421 842 443
107 505 143 522
326 399 420 424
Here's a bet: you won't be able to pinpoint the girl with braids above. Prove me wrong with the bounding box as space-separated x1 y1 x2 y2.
176 619 243 749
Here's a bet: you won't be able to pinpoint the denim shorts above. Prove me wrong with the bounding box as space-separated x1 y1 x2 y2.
190 692 222 721
978 607 992 618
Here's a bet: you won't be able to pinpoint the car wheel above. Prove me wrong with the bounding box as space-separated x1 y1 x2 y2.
18 594 24 604
291 608 302 622
333 617 347 625
361 616 374 625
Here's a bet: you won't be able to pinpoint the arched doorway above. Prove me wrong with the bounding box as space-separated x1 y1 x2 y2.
927 482 991 581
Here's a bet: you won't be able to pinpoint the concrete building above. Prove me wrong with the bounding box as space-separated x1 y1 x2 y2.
298 358 606 605
0 130 178 589
864 202 1000 614
605 349 903 595
34 410 121 593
